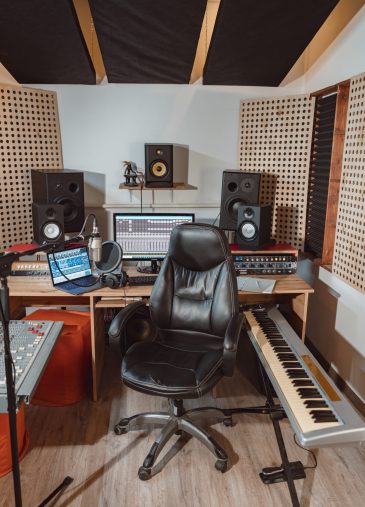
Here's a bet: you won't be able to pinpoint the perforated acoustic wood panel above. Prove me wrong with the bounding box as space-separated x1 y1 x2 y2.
238 95 315 250
0 85 63 251
333 73 365 292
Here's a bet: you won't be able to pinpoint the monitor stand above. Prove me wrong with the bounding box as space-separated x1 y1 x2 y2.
138 259 160 274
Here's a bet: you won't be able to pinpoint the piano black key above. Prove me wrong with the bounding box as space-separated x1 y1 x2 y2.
273 347 291 352
298 388 321 396
292 379 314 387
299 392 322 399
268 340 287 346
288 371 309 379
283 362 301 368
277 354 296 360
304 400 328 408
310 410 335 416
311 414 338 423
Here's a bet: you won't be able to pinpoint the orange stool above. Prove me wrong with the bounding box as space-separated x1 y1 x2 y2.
24 310 92 406
0 403 29 478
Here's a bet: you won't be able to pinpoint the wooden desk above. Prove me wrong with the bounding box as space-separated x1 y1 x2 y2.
8 273 313 401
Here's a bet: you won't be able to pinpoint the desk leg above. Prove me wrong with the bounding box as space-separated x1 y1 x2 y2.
90 297 106 401
291 293 308 342
279 293 309 342
9 296 25 319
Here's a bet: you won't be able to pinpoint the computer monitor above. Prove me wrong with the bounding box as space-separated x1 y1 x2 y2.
113 213 195 272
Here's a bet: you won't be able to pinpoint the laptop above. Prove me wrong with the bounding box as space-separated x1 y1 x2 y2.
47 246 102 295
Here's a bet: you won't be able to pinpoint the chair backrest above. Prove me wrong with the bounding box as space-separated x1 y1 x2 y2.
149 223 239 349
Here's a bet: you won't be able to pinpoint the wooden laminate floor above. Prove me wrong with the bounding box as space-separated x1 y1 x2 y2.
1 340 365 507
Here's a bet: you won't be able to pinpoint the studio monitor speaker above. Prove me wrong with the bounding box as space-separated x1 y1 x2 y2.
219 170 261 230
236 204 272 250
31 169 85 233
32 203 64 244
145 143 189 188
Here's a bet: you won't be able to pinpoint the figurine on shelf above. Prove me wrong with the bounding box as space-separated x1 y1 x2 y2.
122 161 145 188
123 161 139 187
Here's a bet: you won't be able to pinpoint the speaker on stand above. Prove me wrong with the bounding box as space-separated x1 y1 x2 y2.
31 169 85 233
32 203 64 244
236 204 273 250
219 170 261 230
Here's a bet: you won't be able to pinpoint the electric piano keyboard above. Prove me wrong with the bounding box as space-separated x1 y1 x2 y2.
244 306 365 448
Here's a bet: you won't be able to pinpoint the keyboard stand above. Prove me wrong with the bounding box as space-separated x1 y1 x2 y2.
218 363 304 507
258 363 304 507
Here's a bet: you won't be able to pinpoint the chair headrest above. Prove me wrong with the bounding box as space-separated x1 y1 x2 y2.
168 223 231 271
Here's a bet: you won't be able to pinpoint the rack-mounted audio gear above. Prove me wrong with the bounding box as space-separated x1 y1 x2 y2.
230 243 298 275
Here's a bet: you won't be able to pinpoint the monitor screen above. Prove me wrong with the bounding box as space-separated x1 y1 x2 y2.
113 213 195 261
47 247 92 285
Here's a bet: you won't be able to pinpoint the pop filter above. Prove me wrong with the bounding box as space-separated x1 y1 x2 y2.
95 241 123 273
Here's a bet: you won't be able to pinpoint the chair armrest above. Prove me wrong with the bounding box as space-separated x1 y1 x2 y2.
222 313 244 377
108 301 147 340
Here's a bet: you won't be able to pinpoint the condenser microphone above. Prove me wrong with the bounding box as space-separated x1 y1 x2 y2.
88 217 102 262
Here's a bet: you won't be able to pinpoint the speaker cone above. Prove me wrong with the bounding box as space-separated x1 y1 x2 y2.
225 198 246 226
239 221 257 240
151 161 168 178
55 197 80 223
45 207 57 219
242 207 254 219
42 222 62 240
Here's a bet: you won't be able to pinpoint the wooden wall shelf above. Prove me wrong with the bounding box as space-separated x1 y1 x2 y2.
119 183 197 190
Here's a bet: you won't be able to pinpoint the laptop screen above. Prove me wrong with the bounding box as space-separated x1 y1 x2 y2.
48 247 92 285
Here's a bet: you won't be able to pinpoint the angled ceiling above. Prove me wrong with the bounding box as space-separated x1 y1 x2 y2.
89 0 207 84
203 0 339 85
0 0 95 84
0 0 342 86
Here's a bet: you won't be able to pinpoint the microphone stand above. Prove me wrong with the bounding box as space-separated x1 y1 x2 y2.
0 232 94 507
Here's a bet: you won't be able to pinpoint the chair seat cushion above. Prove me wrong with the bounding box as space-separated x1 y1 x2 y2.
122 341 223 398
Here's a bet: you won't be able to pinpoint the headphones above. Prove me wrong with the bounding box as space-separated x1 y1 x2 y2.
101 271 128 289
95 241 128 289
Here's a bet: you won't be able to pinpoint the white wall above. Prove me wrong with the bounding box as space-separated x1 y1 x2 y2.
34 82 301 230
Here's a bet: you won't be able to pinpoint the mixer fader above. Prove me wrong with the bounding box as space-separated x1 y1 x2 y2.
0 320 63 411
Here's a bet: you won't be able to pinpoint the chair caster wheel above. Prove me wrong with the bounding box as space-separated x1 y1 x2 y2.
114 424 127 435
138 466 152 481
223 417 233 427
215 459 228 473
175 430 183 436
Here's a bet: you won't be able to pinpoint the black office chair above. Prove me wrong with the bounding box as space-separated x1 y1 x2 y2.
108 223 243 480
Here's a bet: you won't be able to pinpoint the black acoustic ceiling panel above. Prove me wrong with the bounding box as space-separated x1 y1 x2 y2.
203 0 339 86
0 0 95 84
89 0 207 83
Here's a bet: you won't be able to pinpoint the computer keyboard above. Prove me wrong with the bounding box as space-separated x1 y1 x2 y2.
128 275 158 286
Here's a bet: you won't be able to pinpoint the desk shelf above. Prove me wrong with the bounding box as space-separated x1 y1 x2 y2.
94 297 146 308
